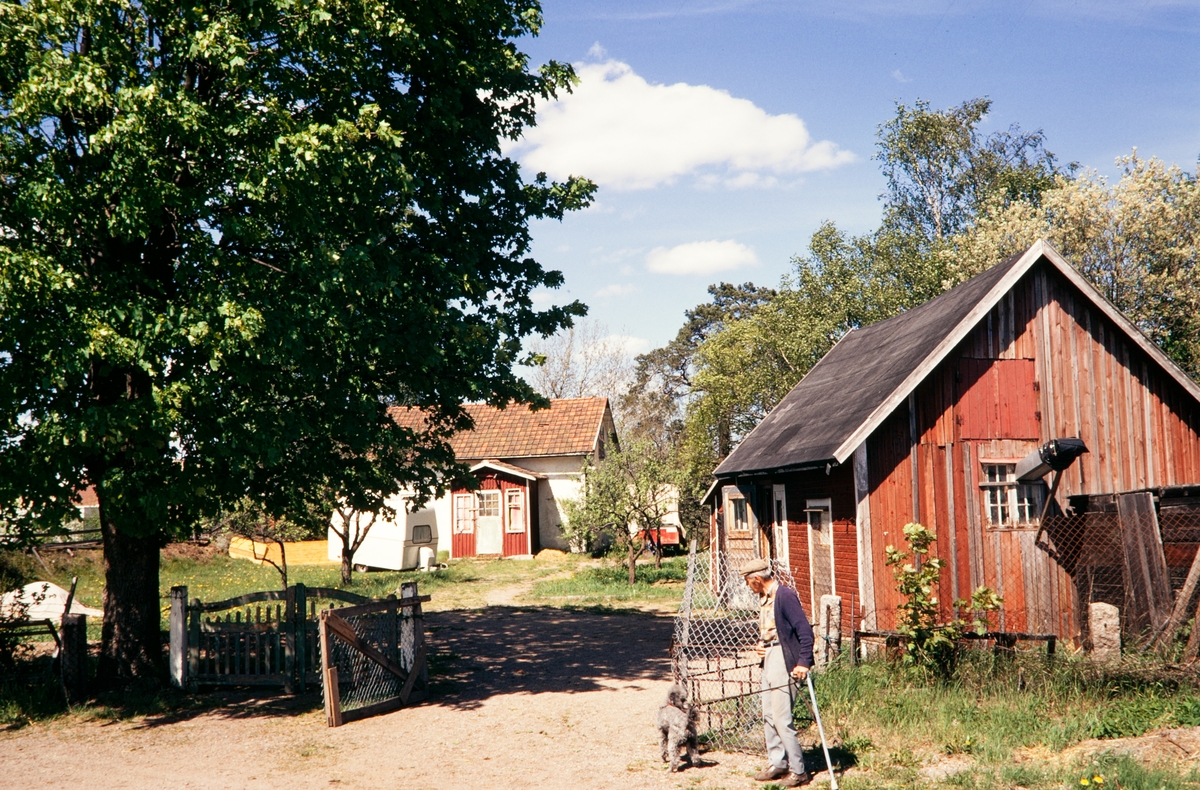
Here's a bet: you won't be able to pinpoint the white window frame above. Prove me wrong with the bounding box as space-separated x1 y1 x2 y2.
453 494 475 534
979 462 1043 529
729 497 750 533
505 488 526 534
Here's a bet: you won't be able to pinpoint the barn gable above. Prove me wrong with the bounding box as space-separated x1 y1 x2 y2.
707 240 1200 645
715 240 1200 478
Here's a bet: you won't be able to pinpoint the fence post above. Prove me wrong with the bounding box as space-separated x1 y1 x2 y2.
284 585 296 694
817 594 842 668
169 586 187 689
187 596 201 691
294 582 307 693
60 613 88 704
1089 602 1121 661
400 581 426 689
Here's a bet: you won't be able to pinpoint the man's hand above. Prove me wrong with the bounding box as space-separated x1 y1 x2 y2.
791 664 809 681
754 643 767 658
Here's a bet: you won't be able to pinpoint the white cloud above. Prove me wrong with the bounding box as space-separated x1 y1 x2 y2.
891 69 912 83
587 41 608 59
645 240 759 276
512 60 855 190
596 283 639 298
603 334 652 356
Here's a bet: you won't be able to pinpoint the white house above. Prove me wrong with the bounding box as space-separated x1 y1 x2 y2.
328 397 618 567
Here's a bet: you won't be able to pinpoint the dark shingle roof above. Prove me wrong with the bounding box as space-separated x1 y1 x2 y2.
714 250 1029 477
390 397 610 461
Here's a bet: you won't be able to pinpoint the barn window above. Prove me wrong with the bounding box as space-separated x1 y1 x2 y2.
476 490 500 518
979 463 1043 528
731 499 750 532
412 524 432 544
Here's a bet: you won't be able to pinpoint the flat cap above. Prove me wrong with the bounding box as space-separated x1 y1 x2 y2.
739 558 770 577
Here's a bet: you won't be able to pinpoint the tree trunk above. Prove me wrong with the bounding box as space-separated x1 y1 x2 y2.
98 506 164 684
341 549 353 586
627 542 637 586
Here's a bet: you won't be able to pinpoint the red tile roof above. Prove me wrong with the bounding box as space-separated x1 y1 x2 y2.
389 397 612 461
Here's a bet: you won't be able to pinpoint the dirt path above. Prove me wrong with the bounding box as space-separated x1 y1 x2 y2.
1 607 774 790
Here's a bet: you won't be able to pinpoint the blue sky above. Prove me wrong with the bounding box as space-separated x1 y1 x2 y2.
512 1 1200 356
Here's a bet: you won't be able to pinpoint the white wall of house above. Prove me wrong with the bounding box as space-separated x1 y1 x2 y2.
504 455 586 551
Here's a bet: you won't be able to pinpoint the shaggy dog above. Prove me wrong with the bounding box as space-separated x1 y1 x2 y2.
656 682 699 772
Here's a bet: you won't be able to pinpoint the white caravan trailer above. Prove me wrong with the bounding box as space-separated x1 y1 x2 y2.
327 500 443 571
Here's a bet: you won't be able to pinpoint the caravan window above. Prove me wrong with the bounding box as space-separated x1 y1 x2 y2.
412 524 432 545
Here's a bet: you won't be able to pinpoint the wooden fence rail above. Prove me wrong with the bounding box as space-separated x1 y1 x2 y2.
169 582 385 693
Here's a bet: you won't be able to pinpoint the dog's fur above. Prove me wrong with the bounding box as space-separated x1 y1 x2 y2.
656 682 699 772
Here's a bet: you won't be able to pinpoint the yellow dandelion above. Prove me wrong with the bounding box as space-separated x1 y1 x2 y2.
1080 779 1090 786
1092 777 1104 785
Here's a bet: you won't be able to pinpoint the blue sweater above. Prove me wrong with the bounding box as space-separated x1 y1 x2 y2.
773 583 815 673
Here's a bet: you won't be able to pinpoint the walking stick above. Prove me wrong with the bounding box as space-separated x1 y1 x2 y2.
805 673 839 790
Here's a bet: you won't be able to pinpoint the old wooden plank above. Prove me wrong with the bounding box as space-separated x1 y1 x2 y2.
1117 492 1173 635
1153 540 1200 651
943 444 960 606
853 443 876 630
325 666 343 727
963 443 983 590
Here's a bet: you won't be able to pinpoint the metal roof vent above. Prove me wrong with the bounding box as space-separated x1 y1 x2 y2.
1015 437 1088 482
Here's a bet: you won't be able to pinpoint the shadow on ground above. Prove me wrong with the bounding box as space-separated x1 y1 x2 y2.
106 604 674 726
426 605 675 710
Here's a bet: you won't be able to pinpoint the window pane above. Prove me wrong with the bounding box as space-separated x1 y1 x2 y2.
477 490 500 517
412 524 432 544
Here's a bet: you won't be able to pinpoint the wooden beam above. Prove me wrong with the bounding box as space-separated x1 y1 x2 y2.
322 611 409 680
1152 544 1200 651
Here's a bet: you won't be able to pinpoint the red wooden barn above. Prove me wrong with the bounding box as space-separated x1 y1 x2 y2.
705 240 1200 644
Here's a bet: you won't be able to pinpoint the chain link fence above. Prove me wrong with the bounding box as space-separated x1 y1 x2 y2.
671 543 799 754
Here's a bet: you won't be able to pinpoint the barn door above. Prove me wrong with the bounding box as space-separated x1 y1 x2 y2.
805 498 835 614
772 485 789 571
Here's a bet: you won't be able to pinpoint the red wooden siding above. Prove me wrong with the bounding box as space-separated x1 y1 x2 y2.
451 473 532 558
862 261 1200 642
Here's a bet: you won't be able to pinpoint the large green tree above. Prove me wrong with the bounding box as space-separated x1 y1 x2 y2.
678 97 1063 473
0 0 592 682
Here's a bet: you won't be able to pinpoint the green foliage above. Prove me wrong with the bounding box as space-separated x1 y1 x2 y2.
877 97 1061 244
0 0 593 537
0 0 593 676
814 652 1200 778
944 153 1200 378
884 523 1001 675
562 438 679 583
529 556 686 605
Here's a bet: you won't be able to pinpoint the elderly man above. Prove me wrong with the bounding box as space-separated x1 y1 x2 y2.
741 558 814 787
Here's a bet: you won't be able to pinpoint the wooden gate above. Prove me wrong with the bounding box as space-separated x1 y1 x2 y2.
320 581 429 726
169 582 374 692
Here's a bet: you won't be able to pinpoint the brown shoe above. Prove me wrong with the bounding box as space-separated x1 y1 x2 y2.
753 765 789 781
778 772 813 787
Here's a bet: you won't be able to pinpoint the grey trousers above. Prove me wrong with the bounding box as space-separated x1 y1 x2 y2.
762 645 806 774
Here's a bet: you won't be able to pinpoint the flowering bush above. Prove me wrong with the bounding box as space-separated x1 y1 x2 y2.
884 522 1002 675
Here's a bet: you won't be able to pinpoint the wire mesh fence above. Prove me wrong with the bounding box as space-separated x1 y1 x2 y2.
319 584 428 726
672 543 798 754
325 605 406 713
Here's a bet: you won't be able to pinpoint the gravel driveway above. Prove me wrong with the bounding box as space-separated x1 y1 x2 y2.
2 606 769 789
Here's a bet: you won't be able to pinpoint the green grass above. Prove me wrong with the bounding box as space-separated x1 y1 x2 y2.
804 652 1200 788
527 555 687 607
